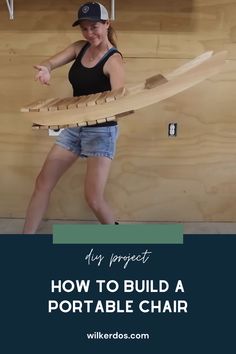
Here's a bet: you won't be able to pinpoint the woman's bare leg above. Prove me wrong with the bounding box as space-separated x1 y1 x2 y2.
23 145 78 234
84 156 116 224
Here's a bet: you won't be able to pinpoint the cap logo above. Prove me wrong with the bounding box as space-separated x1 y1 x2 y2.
82 5 90 14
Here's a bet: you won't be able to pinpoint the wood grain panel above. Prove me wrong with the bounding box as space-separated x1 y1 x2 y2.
0 31 158 58
1 0 236 222
1 0 236 32
1 30 234 59
158 33 236 59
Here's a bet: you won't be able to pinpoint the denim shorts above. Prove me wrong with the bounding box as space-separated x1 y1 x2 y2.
55 125 119 159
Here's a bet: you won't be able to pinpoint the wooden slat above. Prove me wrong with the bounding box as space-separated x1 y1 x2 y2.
82 94 99 106
39 98 63 112
67 97 85 109
67 122 80 128
96 118 108 124
87 120 98 126
95 91 110 104
116 110 135 119
76 95 91 107
46 99 62 111
165 51 213 80
77 121 88 127
32 123 41 129
57 97 76 110
106 117 117 122
145 74 168 89
21 98 55 112
57 98 71 110
105 87 126 102
86 93 102 106
31 98 60 111
48 125 60 130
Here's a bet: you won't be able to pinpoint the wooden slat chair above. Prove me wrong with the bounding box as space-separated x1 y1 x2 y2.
20 51 227 130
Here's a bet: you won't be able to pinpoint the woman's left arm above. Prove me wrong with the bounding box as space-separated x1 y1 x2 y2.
104 53 125 90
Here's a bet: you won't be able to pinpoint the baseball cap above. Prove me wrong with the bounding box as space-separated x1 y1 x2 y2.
72 2 109 26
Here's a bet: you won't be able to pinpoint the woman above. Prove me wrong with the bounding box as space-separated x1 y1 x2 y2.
23 2 124 233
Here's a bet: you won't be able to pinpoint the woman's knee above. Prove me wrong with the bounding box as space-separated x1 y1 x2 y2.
85 191 104 212
34 171 54 194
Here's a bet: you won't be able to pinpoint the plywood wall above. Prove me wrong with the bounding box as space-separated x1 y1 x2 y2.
1 0 236 222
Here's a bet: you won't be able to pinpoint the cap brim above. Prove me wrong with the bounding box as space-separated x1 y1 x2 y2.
72 20 80 27
72 17 108 27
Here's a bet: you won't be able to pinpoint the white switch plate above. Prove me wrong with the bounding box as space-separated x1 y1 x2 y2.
168 123 177 137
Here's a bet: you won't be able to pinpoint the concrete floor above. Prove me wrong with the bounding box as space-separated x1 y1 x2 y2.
0 218 236 234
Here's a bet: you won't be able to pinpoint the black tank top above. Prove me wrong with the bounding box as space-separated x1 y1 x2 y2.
68 42 122 127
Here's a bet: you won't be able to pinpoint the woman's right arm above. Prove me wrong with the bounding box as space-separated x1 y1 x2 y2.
34 40 86 85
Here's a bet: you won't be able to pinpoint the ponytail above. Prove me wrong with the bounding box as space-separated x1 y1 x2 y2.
108 25 117 48
100 20 117 48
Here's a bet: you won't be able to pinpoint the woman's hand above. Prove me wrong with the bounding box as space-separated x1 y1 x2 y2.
33 65 51 85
